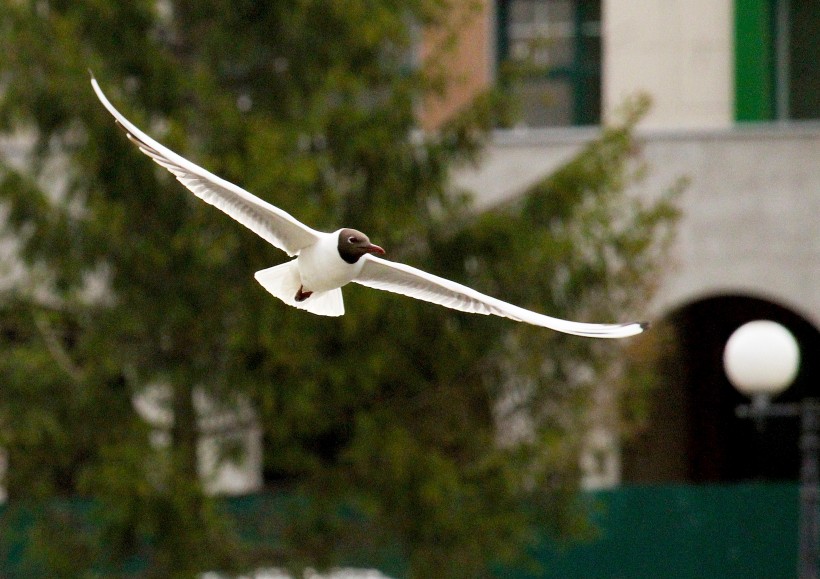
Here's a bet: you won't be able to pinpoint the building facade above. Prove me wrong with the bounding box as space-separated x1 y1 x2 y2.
434 0 820 485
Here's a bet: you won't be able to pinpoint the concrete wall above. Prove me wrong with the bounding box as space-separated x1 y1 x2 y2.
635 124 820 324
454 123 820 326
603 0 734 129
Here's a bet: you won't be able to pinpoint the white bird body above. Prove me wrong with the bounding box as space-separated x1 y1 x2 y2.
253 229 368 317
298 231 366 294
91 76 647 338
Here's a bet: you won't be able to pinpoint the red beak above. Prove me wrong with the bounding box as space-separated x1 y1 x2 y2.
367 243 385 255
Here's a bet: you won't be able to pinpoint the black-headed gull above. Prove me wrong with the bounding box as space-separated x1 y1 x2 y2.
91 77 647 338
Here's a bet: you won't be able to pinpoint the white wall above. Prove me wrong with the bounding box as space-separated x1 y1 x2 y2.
633 124 820 324
603 0 734 130
455 123 820 327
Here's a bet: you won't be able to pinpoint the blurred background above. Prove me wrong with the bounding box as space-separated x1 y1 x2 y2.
0 0 817 577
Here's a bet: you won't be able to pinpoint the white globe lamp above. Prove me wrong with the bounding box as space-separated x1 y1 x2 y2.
723 320 801 398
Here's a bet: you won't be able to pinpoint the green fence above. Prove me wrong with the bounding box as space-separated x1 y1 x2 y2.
520 483 797 578
0 483 800 577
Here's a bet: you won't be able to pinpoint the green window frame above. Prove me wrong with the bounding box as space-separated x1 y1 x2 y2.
735 0 820 121
496 0 602 127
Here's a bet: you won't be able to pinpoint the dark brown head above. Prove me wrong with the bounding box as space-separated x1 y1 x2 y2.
337 228 385 264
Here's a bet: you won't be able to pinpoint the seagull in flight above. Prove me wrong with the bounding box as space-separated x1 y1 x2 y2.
91 76 646 338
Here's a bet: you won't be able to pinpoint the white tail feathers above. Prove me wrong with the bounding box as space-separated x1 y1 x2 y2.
254 261 345 317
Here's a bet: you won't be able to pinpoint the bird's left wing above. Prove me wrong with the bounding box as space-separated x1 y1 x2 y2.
90 76 320 256
355 255 647 338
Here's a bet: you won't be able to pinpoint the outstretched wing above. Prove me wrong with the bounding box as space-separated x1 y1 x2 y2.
91 75 320 256
355 255 647 338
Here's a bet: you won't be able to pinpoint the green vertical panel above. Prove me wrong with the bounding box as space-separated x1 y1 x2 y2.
735 0 775 121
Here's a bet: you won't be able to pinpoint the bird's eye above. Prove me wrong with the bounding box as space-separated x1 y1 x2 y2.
348 236 359 244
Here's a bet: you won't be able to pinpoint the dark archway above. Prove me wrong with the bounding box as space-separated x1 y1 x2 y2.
623 294 820 483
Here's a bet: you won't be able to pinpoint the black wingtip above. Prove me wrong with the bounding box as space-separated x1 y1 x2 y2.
639 321 651 332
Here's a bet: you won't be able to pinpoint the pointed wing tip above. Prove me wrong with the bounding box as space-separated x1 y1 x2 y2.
89 74 109 108
597 321 649 339
610 321 649 338
618 321 649 338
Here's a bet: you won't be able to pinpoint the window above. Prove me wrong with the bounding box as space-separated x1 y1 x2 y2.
497 0 601 127
735 0 820 121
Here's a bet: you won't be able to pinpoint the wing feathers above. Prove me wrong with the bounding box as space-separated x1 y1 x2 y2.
355 256 645 338
91 76 320 256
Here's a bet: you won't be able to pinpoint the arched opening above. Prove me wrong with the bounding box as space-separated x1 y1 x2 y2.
622 294 820 483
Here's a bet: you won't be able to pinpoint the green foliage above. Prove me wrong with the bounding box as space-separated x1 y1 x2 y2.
0 1 680 577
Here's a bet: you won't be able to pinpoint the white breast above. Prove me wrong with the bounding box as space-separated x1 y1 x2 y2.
297 230 364 293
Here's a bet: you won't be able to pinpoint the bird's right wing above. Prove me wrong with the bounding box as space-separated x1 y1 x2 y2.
355 255 647 338
91 75 320 256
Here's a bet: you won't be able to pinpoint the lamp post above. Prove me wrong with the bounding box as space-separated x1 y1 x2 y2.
723 320 812 578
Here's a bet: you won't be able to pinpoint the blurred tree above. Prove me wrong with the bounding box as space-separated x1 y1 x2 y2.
0 0 680 577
